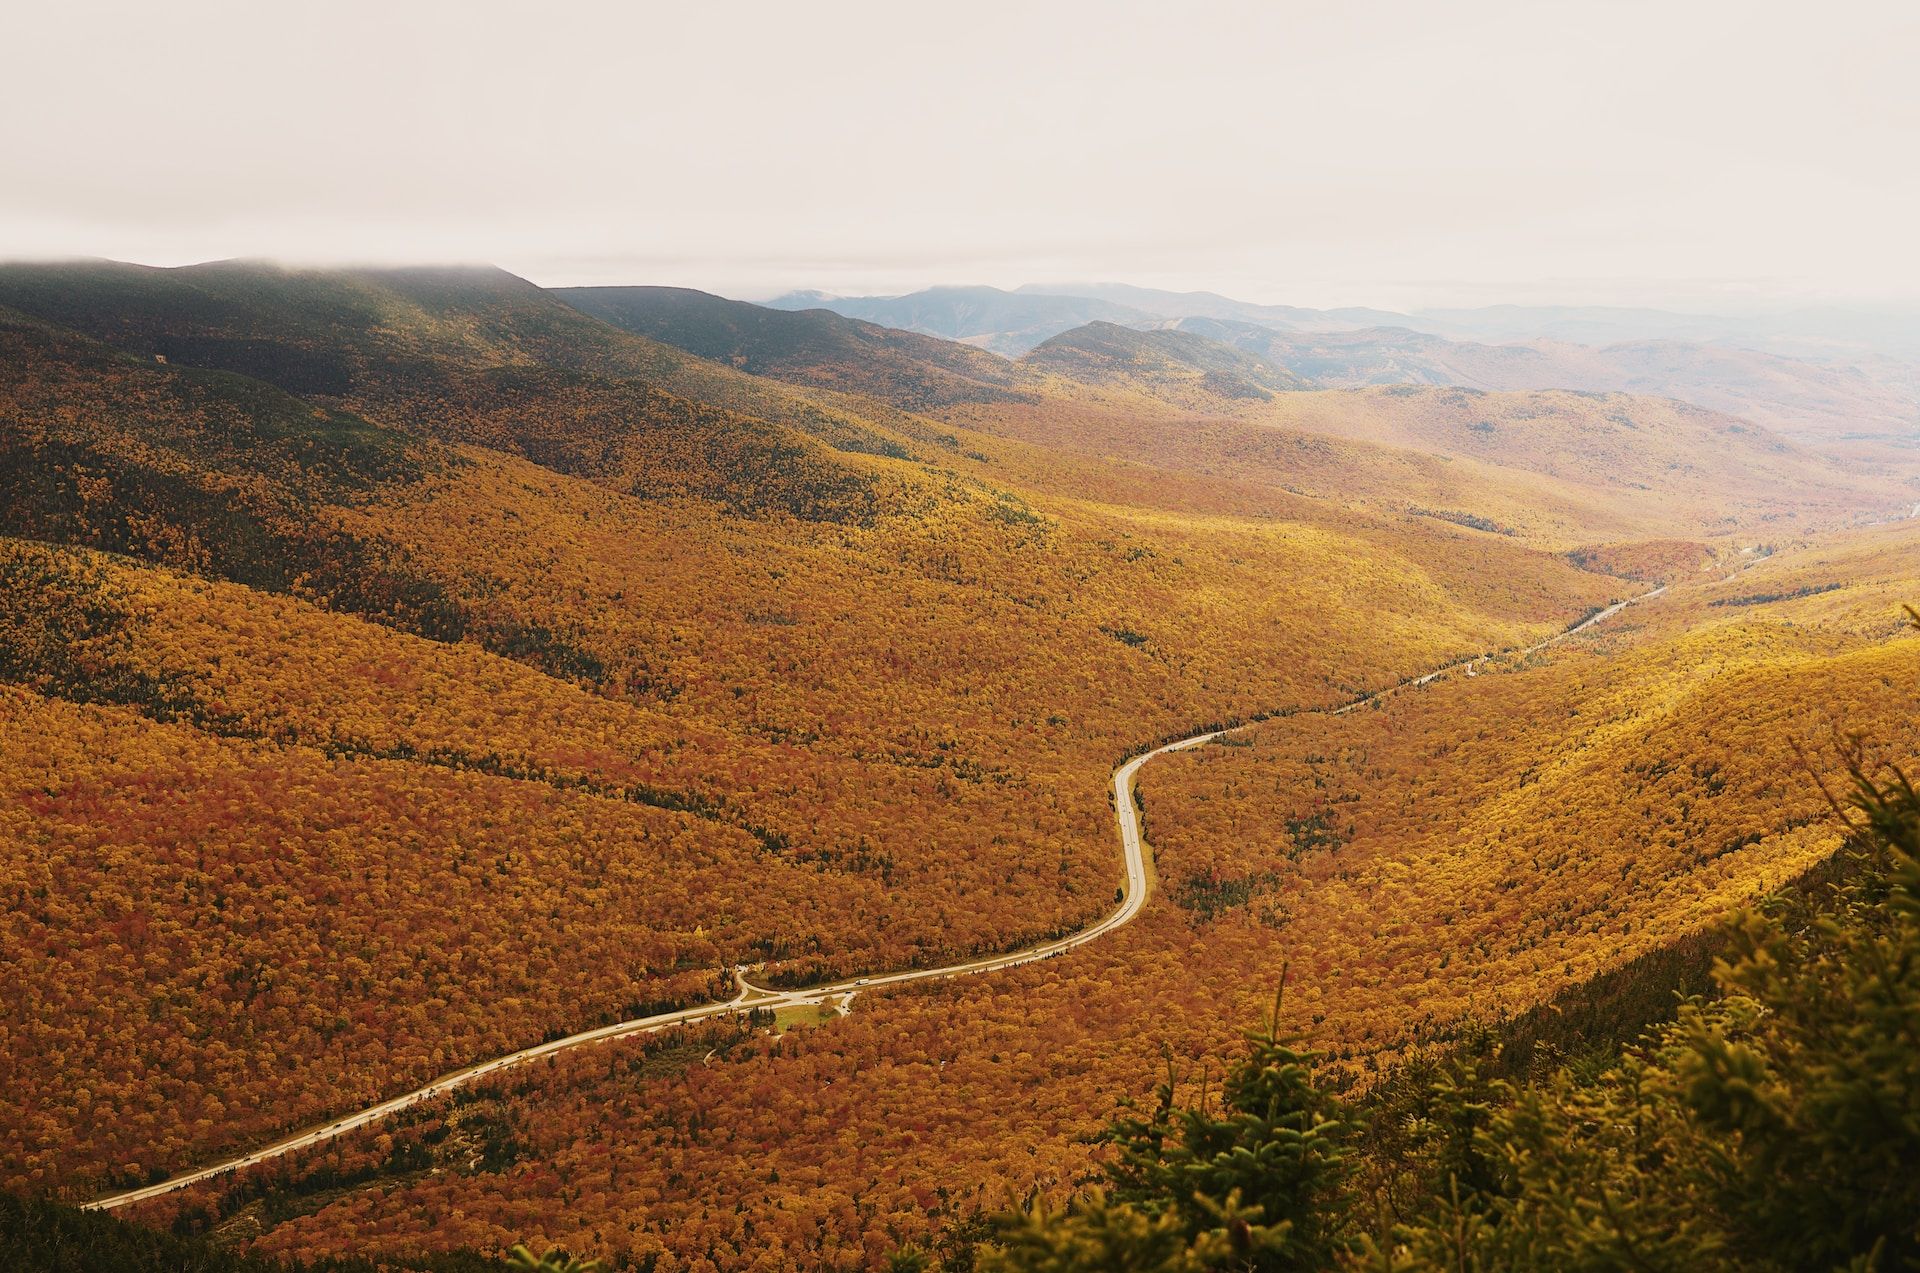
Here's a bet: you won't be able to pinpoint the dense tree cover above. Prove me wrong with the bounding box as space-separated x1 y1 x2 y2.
551 285 1037 414
6 262 1915 1269
1563 537 1720 582
0 537 1208 1190
939 376 1900 549
0 1189 510 1272
1 290 1623 1201
2 678 774 1190
546 283 1908 548
1131 543 1920 1060
0 313 472 643
146 539 1917 1271
982 748 1920 1271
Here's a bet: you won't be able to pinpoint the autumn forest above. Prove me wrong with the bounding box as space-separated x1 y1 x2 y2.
0 244 1914 1273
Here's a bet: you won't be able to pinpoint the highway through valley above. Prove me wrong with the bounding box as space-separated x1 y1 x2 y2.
86 583 1665 1211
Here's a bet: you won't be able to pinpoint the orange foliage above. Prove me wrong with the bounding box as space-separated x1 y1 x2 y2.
126 524 1920 1271
3 262 1914 1271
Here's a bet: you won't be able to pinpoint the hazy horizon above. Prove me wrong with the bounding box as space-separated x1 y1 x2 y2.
15 255 1920 326
4 6 1919 1262
6 0 1919 313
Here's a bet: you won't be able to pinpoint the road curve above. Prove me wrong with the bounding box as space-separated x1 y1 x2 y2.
85 583 1664 1211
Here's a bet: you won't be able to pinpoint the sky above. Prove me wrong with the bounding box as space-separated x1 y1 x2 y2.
3 0 1917 312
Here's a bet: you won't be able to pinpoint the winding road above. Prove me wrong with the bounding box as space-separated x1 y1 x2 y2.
85 582 1665 1212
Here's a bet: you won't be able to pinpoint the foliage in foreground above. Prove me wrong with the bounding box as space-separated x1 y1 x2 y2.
0 1192 502 1272
0 1191 609 1273
982 746 1920 1271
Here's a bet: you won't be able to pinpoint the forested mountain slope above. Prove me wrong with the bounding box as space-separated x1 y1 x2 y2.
553 285 1036 411
1168 315 1920 462
0 260 936 502
155 519 1920 1270
0 266 1622 1199
1022 320 1309 404
763 284 1152 354
6 258 1915 1272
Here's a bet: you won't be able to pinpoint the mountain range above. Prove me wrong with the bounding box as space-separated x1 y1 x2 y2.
2 257 1918 1270
759 280 1919 460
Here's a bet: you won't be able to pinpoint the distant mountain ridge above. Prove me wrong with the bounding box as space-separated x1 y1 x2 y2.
1161 317 1919 455
762 282 1401 353
1022 320 1309 403
1016 281 1405 332
550 280 1904 539
554 284 1036 411
770 279 1920 363
763 284 1157 354
757 279 1918 454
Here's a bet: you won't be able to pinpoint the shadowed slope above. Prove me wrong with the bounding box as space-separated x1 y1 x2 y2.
0 261 911 520
765 284 1156 354
1024 320 1309 404
554 285 1035 411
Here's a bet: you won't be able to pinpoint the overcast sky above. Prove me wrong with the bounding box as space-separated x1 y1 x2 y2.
3 0 1916 311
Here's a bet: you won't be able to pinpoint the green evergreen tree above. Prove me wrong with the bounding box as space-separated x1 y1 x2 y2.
504 1246 602 1273
1365 745 1920 1271
983 700 1920 1273
986 973 1354 1271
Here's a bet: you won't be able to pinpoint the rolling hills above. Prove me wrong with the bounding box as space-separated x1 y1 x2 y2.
145 517 1920 1271
1 262 1632 1199
762 284 1157 354
3 258 1917 1271
769 277 1918 478
557 283 1906 547
1164 316 1920 459
553 284 1034 410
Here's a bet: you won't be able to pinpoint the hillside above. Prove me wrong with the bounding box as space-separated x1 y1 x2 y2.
1 264 1629 1200
763 285 1155 354
552 284 1036 410
6 259 1916 1273
0 259 934 506
148 518 1920 1270
1023 320 1309 404
1170 316 1920 462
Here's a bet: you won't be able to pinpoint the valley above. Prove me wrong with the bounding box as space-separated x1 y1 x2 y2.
9 11 1919 1269
79 521 1682 1217
1 261 1915 1271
